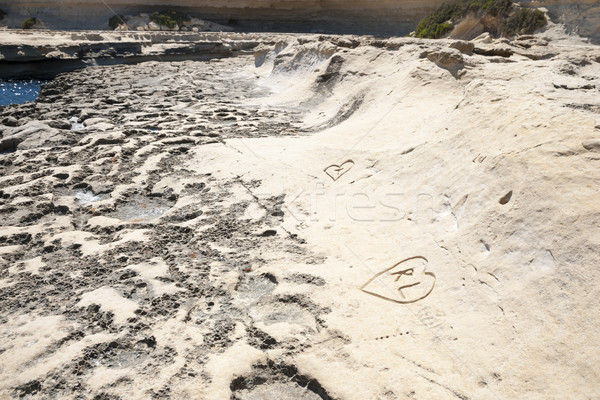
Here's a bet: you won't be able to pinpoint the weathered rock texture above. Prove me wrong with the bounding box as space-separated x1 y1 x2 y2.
1 28 600 399
0 30 271 79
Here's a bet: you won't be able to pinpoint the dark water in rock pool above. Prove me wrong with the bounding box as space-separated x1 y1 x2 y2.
0 80 43 106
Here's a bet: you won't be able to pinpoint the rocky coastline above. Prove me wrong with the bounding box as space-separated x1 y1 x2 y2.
0 30 277 79
1 25 600 400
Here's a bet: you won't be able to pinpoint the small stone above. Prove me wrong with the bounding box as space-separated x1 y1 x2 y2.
47 119 71 129
1 116 18 127
473 44 514 58
337 38 359 49
472 32 493 43
148 21 161 31
582 139 600 151
449 40 475 54
426 48 464 77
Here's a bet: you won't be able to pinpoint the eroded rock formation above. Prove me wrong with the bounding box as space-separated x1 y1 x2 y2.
0 28 599 399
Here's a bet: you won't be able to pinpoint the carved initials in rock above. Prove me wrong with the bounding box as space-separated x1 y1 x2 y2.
324 160 354 181
361 256 435 304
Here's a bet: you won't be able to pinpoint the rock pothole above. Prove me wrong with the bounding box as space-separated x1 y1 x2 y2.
230 362 335 400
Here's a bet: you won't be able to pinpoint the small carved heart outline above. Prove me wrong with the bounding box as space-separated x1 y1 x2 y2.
324 160 354 181
360 256 435 304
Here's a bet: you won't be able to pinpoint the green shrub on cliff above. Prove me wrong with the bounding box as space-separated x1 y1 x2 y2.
415 0 546 39
415 2 462 39
469 0 513 16
150 10 189 29
500 8 547 36
108 14 127 30
415 3 454 38
21 17 37 30
0 9 6 22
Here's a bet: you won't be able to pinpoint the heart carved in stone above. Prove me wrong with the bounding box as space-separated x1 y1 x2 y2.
324 160 354 181
360 256 435 304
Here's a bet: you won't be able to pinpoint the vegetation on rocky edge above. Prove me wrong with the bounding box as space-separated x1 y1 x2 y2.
150 10 190 29
500 7 547 37
21 17 37 30
415 0 547 39
0 9 6 22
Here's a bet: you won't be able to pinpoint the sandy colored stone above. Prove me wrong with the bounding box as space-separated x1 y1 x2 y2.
0 27 599 400
582 138 600 151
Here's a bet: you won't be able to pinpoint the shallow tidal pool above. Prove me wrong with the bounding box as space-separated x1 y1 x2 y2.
0 80 43 106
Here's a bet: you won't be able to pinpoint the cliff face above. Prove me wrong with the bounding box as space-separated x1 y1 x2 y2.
526 0 600 42
0 0 598 40
0 0 454 34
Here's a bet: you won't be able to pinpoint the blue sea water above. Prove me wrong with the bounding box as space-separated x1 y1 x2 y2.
0 80 42 106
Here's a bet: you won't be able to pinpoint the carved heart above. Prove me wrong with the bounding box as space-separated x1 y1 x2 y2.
360 256 435 304
324 160 354 181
